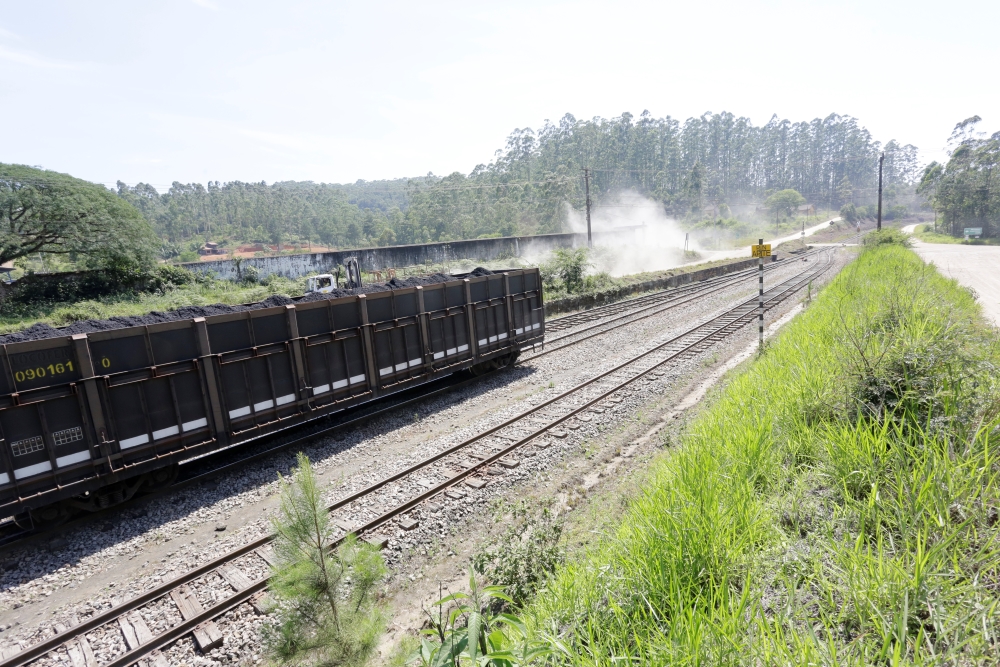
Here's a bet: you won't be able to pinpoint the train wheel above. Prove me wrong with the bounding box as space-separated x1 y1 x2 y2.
469 351 520 376
26 503 70 531
144 464 179 491
467 360 494 376
495 351 519 369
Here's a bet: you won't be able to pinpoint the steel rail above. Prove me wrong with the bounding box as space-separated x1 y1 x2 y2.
0 243 835 551
0 241 844 550
545 261 774 332
526 249 827 360
544 239 839 333
103 255 832 667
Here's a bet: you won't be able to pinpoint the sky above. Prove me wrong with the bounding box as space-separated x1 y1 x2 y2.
1 0 996 191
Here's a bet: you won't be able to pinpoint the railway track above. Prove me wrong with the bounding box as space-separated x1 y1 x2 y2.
544 258 780 333
0 249 834 667
531 246 828 359
0 247 822 551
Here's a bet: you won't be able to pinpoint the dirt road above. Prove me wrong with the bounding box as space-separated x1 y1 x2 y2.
694 217 841 264
902 224 1000 326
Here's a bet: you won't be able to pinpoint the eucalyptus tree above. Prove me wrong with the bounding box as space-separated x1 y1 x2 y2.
919 117 999 237
113 110 918 250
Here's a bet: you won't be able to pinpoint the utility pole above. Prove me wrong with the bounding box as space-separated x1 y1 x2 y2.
583 168 593 248
876 152 884 231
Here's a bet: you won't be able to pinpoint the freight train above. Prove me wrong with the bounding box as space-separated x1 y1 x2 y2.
0 268 544 527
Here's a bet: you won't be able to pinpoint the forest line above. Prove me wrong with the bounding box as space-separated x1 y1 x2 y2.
8 111 996 277
113 110 920 259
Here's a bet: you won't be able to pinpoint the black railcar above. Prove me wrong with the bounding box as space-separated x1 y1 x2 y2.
0 269 544 524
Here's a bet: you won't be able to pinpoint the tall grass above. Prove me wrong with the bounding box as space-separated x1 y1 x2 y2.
525 245 1000 665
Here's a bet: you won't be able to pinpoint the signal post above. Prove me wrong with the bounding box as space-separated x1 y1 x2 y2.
751 239 771 349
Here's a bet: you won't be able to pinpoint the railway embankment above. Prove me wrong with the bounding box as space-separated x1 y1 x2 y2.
523 240 1000 663
544 255 779 316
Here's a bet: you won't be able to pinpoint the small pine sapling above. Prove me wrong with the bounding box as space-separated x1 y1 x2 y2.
265 453 387 666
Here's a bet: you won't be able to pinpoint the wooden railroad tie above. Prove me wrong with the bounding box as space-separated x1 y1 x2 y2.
218 564 254 592
169 585 224 653
250 591 270 615
118 611 154 651
256 544 278 567
66 636 97 667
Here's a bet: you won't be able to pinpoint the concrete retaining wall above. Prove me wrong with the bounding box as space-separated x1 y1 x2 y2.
544 255 780 316
181 231 630 281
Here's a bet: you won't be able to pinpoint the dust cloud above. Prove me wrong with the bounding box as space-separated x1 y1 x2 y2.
563 190 696 277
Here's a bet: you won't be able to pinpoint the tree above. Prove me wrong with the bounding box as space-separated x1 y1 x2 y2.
345 221 361 246
836 175 854 205
764 189 806 221
1 164 157 269
544 248 590 294
840 203 859 223
919 118 1000 238
683 162 705 214
266 453 387 666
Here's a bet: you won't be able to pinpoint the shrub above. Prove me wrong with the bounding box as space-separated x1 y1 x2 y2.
413 570 556 667
544 248 590 294
582 271 616 292
862 228 911 249
885 204 908 220
240 264 260 285
155 264 194 287
472 502 564 608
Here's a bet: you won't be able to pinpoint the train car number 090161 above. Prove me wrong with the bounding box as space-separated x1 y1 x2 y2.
14 360 76 383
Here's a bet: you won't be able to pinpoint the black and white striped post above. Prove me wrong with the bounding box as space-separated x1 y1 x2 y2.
758 238 764 349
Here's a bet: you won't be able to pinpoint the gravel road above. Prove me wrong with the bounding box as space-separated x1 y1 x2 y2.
694 217 840 263
902 225 1000 326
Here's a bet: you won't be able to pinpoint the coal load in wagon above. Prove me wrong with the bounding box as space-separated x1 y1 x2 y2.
0 268 495 344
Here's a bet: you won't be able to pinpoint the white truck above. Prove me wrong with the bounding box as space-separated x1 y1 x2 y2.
306 258 361 294
306 274 337 294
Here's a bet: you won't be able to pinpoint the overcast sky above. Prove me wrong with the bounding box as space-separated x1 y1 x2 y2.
1 0 995 191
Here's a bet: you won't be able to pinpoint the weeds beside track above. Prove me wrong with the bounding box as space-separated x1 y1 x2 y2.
525 243 1000 664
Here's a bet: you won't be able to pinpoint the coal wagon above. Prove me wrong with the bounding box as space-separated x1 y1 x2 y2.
0 268 544 526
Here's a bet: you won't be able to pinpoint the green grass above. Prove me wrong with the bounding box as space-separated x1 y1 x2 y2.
523 244 1000 664
541 255 756 304
913 224 1000 246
